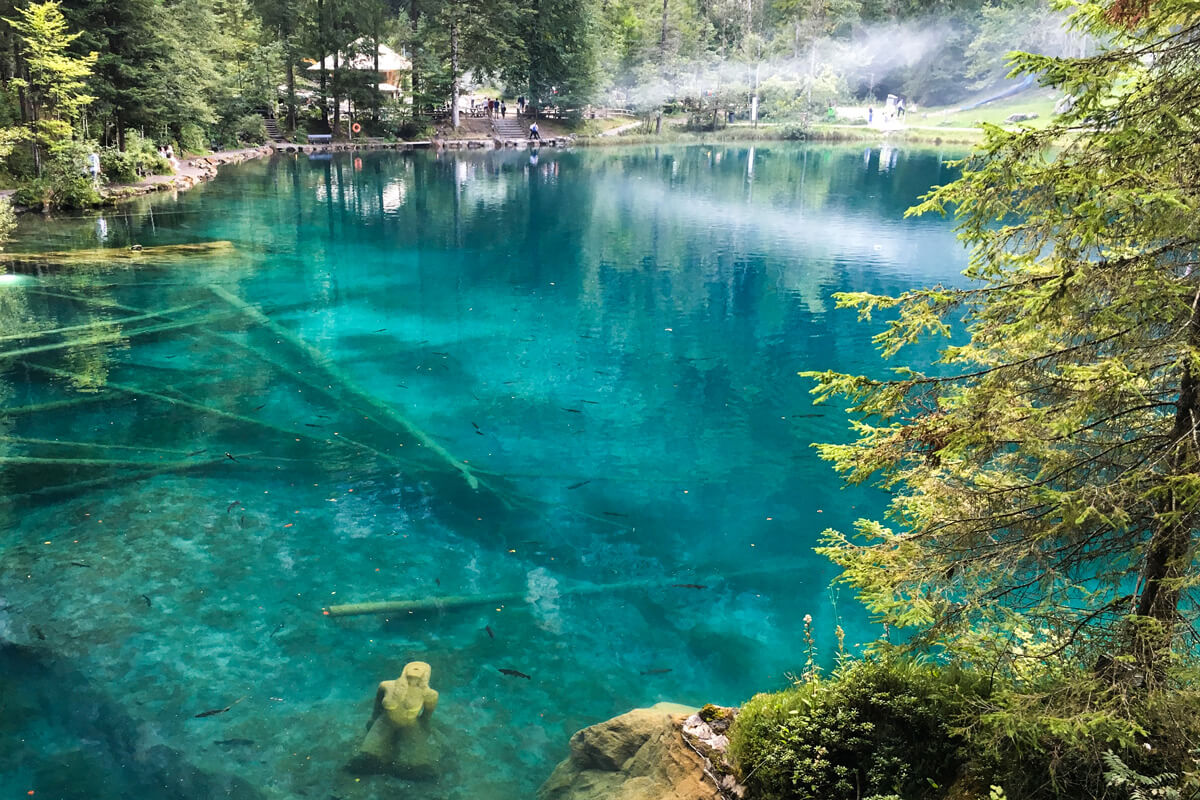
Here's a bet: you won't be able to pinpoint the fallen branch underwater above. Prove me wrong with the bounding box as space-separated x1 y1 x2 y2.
324 562 811 618
208 285 481 490
0 302 204 344
0 241 236 271
0 307 244 362
8 291 438 472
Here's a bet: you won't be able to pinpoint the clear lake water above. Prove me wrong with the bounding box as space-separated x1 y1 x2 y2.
0 142 967 799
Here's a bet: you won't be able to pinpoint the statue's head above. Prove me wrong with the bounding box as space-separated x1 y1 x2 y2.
402 661 431 688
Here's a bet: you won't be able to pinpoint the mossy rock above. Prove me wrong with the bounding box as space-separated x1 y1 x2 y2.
698 704 731 723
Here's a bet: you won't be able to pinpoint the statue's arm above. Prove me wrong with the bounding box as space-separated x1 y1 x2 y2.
422 689 439 720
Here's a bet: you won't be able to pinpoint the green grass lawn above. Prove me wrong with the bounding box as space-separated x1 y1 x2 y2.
914 88 1062 129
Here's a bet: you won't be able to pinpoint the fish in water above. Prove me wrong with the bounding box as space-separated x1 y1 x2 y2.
498 668 531 680
485 625 495 639
790 413 824 418
582 400 599 404
269 622 285 639
375 328 387 333
69 560 90 568
640 668 672 676
435 578 440 587
214 738 256 748
194 697 245 718
227 500 242 514
224 452 238 462
432 351 448 356
603 511 629 517
566 480 591 490
141 594 152 608
561 408 582 413
253 404 266 411
33 625 45 640
238 515 246 529
672 584 707 590
304 423 321 428
187 449 207 457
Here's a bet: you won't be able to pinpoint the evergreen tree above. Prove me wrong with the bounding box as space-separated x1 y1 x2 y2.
523 0 597 115
5 0 96 166
807 0 1200 681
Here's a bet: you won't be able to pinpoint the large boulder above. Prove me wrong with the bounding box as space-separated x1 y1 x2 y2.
538 703 723 800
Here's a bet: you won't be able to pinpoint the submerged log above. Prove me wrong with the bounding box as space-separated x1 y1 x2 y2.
208 284 481 490
0 241 236 272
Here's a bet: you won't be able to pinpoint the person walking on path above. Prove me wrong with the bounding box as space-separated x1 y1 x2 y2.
501 102 507 118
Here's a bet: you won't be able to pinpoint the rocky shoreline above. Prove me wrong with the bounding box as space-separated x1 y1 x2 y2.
538 703 746 800
99 145 274 205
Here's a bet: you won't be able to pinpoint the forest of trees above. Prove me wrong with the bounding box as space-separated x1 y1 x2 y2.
0 0 1086 158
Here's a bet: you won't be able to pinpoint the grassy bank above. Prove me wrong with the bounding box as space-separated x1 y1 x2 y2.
575 122 984 147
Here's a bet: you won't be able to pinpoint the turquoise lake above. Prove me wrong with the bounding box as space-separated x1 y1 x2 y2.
0 143 966 799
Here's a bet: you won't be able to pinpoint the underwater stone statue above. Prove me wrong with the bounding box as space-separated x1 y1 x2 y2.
350 661 441 779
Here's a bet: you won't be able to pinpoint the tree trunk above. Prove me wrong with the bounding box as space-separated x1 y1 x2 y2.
318 0 328 124
286 42 297 131
1130 291 1200 676
333 39 341 135
373 24 381 123
409 0 420 105
450 18 459 129
659 0 668 61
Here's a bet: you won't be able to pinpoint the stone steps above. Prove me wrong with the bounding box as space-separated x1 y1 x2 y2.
262 116 286 143
492 119 528 139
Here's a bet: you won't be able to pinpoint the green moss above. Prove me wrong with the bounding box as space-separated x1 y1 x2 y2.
699 704 731 723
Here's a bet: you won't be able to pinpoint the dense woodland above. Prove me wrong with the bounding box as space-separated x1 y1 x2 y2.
0 0 1084 164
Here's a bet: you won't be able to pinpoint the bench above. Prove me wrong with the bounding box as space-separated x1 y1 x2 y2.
307 134 332 144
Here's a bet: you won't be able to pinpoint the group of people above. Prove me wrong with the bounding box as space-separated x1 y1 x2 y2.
472 97 508 117
157 143 178 169
466 95 537 119
866 97 906 126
